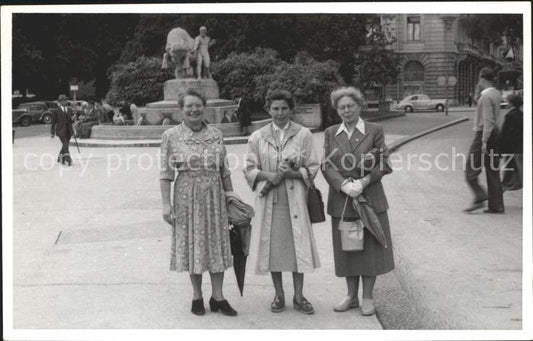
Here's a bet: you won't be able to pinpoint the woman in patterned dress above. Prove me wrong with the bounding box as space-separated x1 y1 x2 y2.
160 89 237 316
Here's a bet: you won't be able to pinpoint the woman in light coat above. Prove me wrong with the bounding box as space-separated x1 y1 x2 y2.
244 89 320 314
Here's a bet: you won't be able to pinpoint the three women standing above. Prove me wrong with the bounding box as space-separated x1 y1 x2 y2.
322 87 394 316
244 90 321 314
160 89 237 316
161 86 394 318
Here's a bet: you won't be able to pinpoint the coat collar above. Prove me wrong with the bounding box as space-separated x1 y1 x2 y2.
260 120 302 148
334 121 370 156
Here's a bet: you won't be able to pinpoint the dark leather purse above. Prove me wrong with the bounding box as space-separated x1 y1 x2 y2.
307 175 326 223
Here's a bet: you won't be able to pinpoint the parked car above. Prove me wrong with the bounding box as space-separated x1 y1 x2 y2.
44 101 60 111
396 94 448 113
16 101 55 124
500 89 523 108
12 108 32 127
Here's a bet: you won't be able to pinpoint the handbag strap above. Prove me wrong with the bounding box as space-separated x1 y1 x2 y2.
340 195 350 221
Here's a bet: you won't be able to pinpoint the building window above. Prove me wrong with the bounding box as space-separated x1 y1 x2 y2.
403 61 424 82
407 16 421 41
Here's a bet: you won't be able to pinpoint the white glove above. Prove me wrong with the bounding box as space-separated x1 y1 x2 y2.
341 181 363 198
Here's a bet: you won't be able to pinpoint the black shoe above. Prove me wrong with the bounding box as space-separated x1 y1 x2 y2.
293 296 314 315
504 185 522 191
483 208 505 214
463 195 488 213
463 201 484 213
271 295 286 313
209 297 237 316
191 298 205 316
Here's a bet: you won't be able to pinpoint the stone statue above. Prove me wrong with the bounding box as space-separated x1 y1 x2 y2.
161 27 197 78
193 26 216 80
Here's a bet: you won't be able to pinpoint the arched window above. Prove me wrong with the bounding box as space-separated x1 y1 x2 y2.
403 61 425 82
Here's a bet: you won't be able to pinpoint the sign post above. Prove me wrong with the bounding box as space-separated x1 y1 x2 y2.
438 75 457 116
70 84 79 101
447 76 457 116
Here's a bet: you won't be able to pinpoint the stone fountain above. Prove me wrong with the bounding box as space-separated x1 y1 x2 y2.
89 26 322 141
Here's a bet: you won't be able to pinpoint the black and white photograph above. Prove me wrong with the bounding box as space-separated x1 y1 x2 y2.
2 2 531 340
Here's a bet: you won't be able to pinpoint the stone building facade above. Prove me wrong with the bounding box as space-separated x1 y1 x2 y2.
381 14 521 104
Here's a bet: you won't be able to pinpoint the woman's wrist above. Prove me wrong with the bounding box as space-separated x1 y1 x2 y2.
286 169 302 179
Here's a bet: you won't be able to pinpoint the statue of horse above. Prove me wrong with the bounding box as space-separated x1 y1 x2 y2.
161 27 197 79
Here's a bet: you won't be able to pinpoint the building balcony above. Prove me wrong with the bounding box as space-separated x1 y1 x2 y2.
456 42 500 64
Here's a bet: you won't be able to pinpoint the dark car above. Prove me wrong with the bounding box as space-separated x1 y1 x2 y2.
44 101 60 111
12 108 32 126
16 101 55 124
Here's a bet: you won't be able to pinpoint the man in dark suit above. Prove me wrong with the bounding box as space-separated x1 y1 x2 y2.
51 94 75 166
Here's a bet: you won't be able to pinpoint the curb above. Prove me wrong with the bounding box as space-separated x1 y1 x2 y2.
77 112 407 148
388 116 469 152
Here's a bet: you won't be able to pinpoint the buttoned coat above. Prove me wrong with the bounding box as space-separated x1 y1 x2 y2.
50 106 74 138
244 121 321 275
322 121 392 219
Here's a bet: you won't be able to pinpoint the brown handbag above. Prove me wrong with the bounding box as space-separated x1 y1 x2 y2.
307 175 326 223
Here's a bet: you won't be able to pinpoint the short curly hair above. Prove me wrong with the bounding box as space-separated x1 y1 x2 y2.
507 93 523 108
330 87 366 109
479 67 496 83
177 89 207 108
264 89 295 110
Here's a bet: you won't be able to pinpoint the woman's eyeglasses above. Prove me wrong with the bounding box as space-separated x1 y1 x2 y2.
337 103 357 111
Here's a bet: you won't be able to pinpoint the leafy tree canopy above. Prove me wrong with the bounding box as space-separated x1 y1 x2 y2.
12 14 139 99
461 14 523 42
353 29 400 100
106 56 172 106
120 14 369 82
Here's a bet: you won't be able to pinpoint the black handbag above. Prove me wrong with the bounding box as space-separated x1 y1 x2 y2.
307 174 326 223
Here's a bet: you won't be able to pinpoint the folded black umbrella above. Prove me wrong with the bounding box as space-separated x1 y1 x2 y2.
226 193 254 296
352 196 388 248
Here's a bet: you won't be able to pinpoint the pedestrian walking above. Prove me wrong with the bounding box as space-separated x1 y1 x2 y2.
244 89 321 315
50 94 75 166
501 94 523 191
467 92 473 107
464 67 505 213
321 87 394 316
159 89 237 317
237 97 252 136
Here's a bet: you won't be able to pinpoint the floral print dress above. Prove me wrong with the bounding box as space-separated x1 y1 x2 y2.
160 123 232 274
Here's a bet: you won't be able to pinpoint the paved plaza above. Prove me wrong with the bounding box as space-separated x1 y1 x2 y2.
7 109 525 332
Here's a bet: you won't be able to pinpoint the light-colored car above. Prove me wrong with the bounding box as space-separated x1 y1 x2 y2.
395 94 447 113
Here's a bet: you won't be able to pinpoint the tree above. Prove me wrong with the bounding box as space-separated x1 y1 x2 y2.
353 27 400 104
461 14 523 41
106 56 172 106
12 14 139 99
120 14 369 82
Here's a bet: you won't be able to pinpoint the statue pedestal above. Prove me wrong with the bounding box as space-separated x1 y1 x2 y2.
163 78 219 100
140 99 237 125
136 78 235 125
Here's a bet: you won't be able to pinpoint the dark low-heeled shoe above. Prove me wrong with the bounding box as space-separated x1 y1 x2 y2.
271 295 286 313
209 297 237 316
293 296 314 314
483 208 505 214
191 298 205 316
